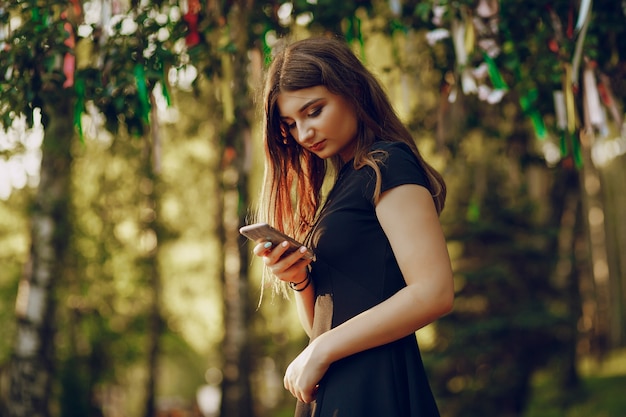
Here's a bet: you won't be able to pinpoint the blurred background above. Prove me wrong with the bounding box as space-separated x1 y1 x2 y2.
1 1 625 416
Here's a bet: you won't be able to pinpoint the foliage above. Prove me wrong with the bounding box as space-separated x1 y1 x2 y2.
0 192 30 364
525 349 626 417
0 0 71 128
424 132 565 417
0 0 187 136
79 2 187 135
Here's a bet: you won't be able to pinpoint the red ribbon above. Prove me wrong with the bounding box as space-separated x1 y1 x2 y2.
184 0 202 47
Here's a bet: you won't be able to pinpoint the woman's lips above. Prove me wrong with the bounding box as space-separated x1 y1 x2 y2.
309 140 326 152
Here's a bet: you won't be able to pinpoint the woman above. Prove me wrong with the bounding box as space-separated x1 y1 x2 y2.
252 36 454 417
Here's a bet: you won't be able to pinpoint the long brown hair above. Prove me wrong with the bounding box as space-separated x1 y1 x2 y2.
257 36 446 242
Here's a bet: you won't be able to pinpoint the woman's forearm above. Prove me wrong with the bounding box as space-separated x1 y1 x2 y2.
313 279 453 365
293 282 316 337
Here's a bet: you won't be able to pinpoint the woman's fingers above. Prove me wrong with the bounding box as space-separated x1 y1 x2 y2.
284 373 316 404
252 241 312 282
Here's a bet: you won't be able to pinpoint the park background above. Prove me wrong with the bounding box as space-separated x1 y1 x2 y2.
1 0 625 416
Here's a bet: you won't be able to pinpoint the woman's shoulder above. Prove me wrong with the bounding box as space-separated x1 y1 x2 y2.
368 140 413 155
368 141 419 167
366 140 428 190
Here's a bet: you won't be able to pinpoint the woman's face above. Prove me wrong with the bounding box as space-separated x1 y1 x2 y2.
276 86 358 162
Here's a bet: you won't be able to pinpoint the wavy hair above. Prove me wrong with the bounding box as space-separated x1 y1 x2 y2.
256 36 446 243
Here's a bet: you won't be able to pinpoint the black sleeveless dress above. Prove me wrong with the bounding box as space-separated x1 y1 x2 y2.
295 141 441 417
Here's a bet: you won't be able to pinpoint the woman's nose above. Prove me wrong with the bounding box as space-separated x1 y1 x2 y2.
296 123 313 143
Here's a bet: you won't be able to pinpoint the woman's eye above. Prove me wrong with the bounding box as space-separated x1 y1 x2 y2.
281 121 295 132
308 107 322 118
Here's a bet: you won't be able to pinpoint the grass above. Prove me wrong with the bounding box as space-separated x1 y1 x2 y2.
524 349 626 417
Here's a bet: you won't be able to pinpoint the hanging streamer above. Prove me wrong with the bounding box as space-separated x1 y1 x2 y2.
161 68 171 107
559 132 568 157
99 0 112 46
69 0 81 17
566 5 574 40
563 64 583 168
464 15 475 56
483 52 507 90
74 77 85 142
553 91 567 130
575 0 593 32
134 64 151 125
530 110 547 140
345 15 365 60
451 19 468 67
183 0 201 47
0 8 9 50
570 132 583 168
554 90 568 157
150 95 162 174
597 73 623 128
571 0 592 86
60 0 82 88
261 25 273 66
520 89 547 140
563 64 577 134
31 6 42 26
388 0 402 17
582 63 605 132
220 42 235 124
62 19 76 88
466 195 481 222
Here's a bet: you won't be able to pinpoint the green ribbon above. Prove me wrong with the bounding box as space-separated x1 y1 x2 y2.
483 52 508 90
559 131 567 157
134 64 151 125
161 68 171 107
559 131 583 169
519 88 547 140
262 25 273 67
528 109 547 140
502 28 549 141
345 15 365 61
390 19 409 35
570 133 583 169
74 76 85 142
467 196 481 222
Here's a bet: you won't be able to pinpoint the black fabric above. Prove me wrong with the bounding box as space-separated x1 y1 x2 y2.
295 142 440 417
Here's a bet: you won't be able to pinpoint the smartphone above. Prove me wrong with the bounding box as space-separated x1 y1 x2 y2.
239 223 315 261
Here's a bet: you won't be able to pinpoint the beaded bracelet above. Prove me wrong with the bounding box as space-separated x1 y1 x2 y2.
289 274 311 292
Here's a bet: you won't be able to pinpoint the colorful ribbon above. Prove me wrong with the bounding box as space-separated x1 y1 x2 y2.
134 64 151 125
74 76 85 142
183 0 201 47
345 15 365 60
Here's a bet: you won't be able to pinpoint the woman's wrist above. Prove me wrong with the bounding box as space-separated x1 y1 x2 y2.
289 273 311 291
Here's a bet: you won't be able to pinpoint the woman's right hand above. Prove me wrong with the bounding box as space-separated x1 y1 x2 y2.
253 241 312 284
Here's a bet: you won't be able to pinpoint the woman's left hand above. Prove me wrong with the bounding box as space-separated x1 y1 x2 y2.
283 338 330 403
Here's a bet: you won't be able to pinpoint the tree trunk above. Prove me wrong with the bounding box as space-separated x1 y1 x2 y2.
218 1 255 416
550 170 583 393
599 154 626 348
578 130 612 356
8 96 74 417
140 121 164 417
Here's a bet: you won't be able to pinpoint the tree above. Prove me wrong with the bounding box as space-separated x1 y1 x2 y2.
1 0 285 415
410 0 626 414
0 1 184 415
1 3 78 414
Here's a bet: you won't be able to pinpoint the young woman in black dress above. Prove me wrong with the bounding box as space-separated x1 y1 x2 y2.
252 36 454 417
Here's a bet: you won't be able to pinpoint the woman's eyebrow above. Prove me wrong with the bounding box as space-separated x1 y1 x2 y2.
297 97 323 112
280 97 324 119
